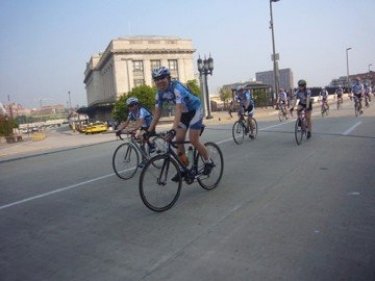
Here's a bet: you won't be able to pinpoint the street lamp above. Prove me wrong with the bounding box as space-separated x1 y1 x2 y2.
197 54 214 119
68 91 72 113
346 47 352 92
270 0 280 105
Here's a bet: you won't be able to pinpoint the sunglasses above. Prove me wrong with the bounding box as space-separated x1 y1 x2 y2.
154 76 167 82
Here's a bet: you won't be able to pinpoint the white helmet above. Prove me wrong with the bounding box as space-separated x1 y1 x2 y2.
126 97 139 106
152 66 171 79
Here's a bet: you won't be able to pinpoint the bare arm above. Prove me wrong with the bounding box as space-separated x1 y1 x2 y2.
147 107 162 133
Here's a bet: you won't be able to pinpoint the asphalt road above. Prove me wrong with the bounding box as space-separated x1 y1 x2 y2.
1 103 375 281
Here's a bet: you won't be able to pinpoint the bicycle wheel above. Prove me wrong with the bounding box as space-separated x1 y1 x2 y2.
197 142 224 190
295 119 303 145
139 154 182 212
112 143 139 180
278 108 286 122
249 118 258 140
355 102 359 117
232 120 245 145
148 136 167 168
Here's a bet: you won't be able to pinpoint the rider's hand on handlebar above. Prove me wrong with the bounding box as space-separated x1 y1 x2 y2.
164 129 176 141
115 130 122 137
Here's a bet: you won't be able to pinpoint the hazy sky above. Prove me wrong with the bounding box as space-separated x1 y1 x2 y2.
0 0 374 108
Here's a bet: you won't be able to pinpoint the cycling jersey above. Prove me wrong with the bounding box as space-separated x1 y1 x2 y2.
320 90 328 100
128 107 152 128
352 83 364 95
235 90 254 106
278 91 287 102
294 89 312 105
155 80 200 113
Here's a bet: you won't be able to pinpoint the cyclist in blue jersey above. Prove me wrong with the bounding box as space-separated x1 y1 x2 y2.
116 97 155 167
290 79 313 139
231 85 256 138
146 66 213 178
277 88 289 119
351 77 364 114
319 87 329 111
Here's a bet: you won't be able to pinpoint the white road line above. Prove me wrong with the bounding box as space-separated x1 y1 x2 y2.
343 121 362 135
0 173 115 211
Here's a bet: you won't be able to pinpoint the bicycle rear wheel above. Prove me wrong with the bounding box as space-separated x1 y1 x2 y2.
139 154 182 212
197 142 224 190
295 119 303 145
112 143 139 180
278 108 286 122
232 120 245 145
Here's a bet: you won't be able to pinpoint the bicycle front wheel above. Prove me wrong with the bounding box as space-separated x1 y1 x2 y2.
197 142 224 190
295 119 303 145
139 154 182 212
232 121 245 145
249 118 258 140
112 143 139 180
278 109 285 122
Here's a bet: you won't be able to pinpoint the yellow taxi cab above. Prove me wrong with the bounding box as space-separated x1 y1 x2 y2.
82 121 108 134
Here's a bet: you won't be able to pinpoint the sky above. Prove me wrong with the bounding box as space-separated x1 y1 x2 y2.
0 0 374 109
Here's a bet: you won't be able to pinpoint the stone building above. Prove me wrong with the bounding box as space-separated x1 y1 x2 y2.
83 36 196 121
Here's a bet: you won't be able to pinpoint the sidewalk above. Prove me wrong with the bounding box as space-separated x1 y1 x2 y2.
0 107 277 162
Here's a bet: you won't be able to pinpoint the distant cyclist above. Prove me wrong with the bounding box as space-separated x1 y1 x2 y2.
351 77 364 114
335 86 344 106
290 79 313 139
364 83 372 106
277 88 289 119
231 85 256 138
116 97 155 167
319 87 329 111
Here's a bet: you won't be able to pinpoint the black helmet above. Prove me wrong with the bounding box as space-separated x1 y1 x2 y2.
298 79 307 87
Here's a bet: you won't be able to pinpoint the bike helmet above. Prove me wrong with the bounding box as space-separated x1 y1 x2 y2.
236 85 244 91
298 79 307 87
152 66 171 79
126 97 139 106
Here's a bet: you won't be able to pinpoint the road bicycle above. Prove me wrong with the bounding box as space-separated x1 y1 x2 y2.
278 103 288 122
138 126 224 212
336 97 343 110
231 109 258 145
321 100 329 117
112 130 166 180
353 96 363 117
294 108 308 145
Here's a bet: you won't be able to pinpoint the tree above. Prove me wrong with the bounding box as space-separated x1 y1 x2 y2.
185 79 201 97
219 86 232 109
112 84 156 122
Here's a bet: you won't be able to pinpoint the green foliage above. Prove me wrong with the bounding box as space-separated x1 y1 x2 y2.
0 116 17 136
219 86 232 108
185 79 201 97
112 84 156 122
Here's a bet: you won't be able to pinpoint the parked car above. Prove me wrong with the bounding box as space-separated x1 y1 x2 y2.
81 122 108 134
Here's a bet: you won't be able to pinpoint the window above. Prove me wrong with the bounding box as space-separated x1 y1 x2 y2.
134 79 145 87
168 60 178 71
150 60 161 70
133 60 144 71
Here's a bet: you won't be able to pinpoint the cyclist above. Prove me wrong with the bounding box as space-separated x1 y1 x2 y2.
319 87 329 112
145 66 213 179
335 86 344 107
290 79 313 139
230 85 256 138
277 88 288 119
116 97 155 167
364 83 372 106
351 77 364 114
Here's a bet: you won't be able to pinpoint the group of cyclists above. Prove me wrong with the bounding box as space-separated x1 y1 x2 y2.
115 66 373 173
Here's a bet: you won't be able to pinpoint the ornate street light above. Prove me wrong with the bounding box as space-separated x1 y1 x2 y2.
197 54 214 119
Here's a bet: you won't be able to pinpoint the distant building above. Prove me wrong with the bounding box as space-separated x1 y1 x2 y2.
256 68 294 92
329 71 374 92
83 36 196 121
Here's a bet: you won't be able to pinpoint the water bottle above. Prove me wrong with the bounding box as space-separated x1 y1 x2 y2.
187 146 194 167
178 152 189 166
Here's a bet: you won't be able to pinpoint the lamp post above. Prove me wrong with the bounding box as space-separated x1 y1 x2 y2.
270 0 280 105
68 91 72 113
369 64 372 72
197 54 214 119
346 47 352 92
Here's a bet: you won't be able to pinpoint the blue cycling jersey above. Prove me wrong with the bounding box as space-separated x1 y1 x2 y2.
155 80 201 113
352 83 364 95
294 89 311 104
128 107 152 128
235 90 254 106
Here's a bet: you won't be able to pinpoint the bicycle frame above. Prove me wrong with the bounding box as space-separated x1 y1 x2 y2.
119 131 149 159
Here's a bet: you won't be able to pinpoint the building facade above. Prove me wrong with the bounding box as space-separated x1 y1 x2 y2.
83 36 196 121
255 68 294 92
